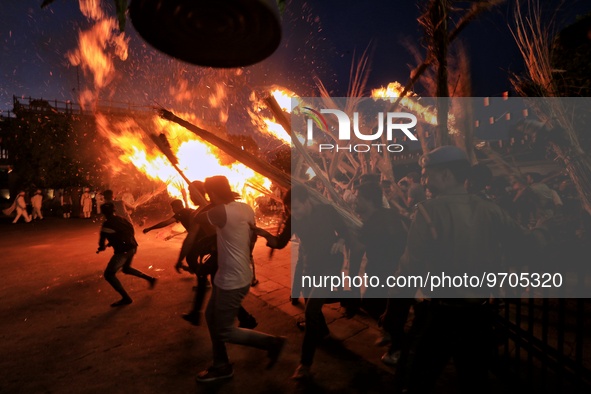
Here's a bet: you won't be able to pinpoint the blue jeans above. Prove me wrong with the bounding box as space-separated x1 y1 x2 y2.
206 284 276 367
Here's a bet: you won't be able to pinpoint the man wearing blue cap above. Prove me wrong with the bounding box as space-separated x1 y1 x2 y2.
391 145 548 393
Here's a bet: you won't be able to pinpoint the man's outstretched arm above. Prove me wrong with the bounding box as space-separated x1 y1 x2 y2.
143 216 176 234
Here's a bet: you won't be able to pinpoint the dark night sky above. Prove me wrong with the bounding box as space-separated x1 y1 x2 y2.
1 0 590 113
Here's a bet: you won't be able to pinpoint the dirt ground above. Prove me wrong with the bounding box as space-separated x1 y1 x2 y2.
0 216 397 394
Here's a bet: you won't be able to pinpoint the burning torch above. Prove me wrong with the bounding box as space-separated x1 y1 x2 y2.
146 131 208 207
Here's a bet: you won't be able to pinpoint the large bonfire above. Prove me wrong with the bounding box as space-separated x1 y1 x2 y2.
67 0 298 207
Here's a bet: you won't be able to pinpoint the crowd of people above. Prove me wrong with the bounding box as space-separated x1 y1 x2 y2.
250 146 582 391
96 176 285 383
1 187 133 223
2 147 587 392
316 166 579 237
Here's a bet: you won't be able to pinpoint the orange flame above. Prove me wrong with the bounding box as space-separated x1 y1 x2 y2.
247 87 302 144
271 88 299 113
67 0 128 97
70 0 271 207
371 82 458 135
95 113 271 207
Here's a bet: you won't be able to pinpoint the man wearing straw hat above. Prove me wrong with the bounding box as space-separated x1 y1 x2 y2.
190 175 286 383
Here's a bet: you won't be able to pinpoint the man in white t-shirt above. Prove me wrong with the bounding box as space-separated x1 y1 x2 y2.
192 176 286 383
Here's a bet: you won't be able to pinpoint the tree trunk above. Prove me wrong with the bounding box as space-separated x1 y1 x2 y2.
433 0 450 147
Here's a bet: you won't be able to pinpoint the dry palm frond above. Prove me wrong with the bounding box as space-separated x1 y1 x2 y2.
451 42 472 98
263 95 362 229
474 139 523 177
510 0 591 216
133 183 168 208
391 0 505 120
450 43 477 162
314 47 374 179
346 45 373 104
419 0 506 147
509 0 557 97
448 0 506 42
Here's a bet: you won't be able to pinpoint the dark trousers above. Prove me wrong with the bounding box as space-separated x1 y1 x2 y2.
189 254 215 315
401 301 493 394
301 288 331 366
186 249 216 316
382 298 413 351
103 248 152 299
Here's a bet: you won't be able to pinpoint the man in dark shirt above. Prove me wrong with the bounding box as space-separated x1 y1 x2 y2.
98 202 156 307
103 189 134 225
143 199 194 237
143 199 196 262
393 146 549 393
175 182 219 324
254 185 349 380
350 181 411 366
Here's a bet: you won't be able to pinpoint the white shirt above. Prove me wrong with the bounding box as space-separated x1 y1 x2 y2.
207 201 254 290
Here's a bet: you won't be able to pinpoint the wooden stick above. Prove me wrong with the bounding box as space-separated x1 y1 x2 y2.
262 95 361 229
158 108 292 190
263 95 350 208
134 114 210 207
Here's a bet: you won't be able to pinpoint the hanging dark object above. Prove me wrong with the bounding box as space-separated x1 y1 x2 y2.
40 0 57 8
129 0 282 68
